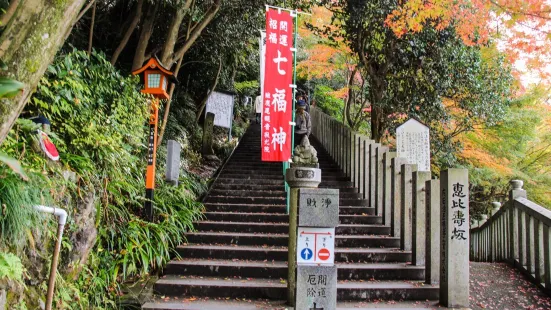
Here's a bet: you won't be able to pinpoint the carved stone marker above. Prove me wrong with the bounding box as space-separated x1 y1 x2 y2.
296 265 337 310
299 188 339 227
440 169 469 308
396 119 430 172
165 140 181 185
286 167 322 188
201 112 215 156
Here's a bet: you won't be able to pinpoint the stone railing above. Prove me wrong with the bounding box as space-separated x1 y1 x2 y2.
309 107 471 307
470 180 551 295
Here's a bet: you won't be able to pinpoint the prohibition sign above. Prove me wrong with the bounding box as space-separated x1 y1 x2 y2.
318 248 330 261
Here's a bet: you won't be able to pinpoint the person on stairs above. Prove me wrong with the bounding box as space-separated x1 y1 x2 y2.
294 100 311 148
254 93 262 124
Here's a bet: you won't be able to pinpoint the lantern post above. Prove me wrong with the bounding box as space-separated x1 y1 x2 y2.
132 56 176 221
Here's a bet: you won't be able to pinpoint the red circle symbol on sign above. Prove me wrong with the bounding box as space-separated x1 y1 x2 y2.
318 248 330 261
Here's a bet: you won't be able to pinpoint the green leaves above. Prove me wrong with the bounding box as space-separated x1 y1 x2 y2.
0 77 24 98
0 152 28 181
0 252 24 283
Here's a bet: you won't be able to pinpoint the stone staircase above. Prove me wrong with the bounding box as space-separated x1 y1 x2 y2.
143 124 438 309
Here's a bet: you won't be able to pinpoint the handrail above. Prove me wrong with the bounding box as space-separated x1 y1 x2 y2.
470 181 551 295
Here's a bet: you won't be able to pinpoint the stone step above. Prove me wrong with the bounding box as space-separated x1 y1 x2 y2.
219 170 348 178
204 196 369 206
215 178 285 186
142 299 438 310
194 220 384 233
220 174 349 182
209 190 287 198
164 259 424 281
153 276 438 301
203 196 285 205
203 203 287 214
176 245 404 262
185 232 397 248
209 184 284 192
203 204 376 216
208 189 363 199
201 212 380 224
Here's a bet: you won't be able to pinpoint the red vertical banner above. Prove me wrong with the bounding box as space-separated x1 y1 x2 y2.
261 9 294 162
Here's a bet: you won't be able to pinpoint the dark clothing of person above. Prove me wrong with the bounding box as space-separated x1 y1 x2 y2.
294 132 307 149
256 113 261 124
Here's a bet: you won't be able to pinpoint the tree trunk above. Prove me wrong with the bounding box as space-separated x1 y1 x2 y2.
87 1 96 56
170 0 221 64
370 106 382 142
196 57 223 122
0 0 88 145
132 1 158 71
160 0 193 65
157 55 184 146
111 0 143 66
0 0 20 27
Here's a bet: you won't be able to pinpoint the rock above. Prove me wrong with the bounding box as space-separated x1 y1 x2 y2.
65 190 98 280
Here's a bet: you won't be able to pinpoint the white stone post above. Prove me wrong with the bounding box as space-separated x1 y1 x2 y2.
412 171 431 266
375 146 388 217
440 169 469 308
400 164 417 251
426 179 440 284
369 143 380 211
383 152 396 226
509 180 526 265
391 157 406 238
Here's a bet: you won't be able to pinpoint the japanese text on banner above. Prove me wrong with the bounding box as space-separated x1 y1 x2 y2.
261 9 294 162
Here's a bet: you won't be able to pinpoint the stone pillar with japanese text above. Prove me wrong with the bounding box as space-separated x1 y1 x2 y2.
440 169 469 308
296 188 339 310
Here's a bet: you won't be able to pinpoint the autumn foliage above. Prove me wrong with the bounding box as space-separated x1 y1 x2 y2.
385 0 551 83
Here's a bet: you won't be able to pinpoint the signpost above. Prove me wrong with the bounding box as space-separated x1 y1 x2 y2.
296 188 339 310
396 118 430 172
205 90 235 140
297 227 335 265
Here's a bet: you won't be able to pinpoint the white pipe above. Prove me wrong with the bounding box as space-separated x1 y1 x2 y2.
33 205 68 310
34 205 67 225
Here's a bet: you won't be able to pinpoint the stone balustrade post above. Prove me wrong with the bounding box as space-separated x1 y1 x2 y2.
375 146 388 217
509 180 526 264
383 152 396 226
369 143 381 211
425 179 440 284
412 171 431 266
391 158 406 238
440 169 469 308
400 164 417 251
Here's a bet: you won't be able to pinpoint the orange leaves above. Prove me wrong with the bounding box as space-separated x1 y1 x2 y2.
385 0 551 86
297 6 355 80
459 138 513 176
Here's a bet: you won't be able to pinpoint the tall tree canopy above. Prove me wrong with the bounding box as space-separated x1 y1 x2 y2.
316 0 513 144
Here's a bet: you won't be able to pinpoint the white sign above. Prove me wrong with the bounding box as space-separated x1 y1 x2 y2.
297 227 335 265
396 119 431 172
205 91 234 129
